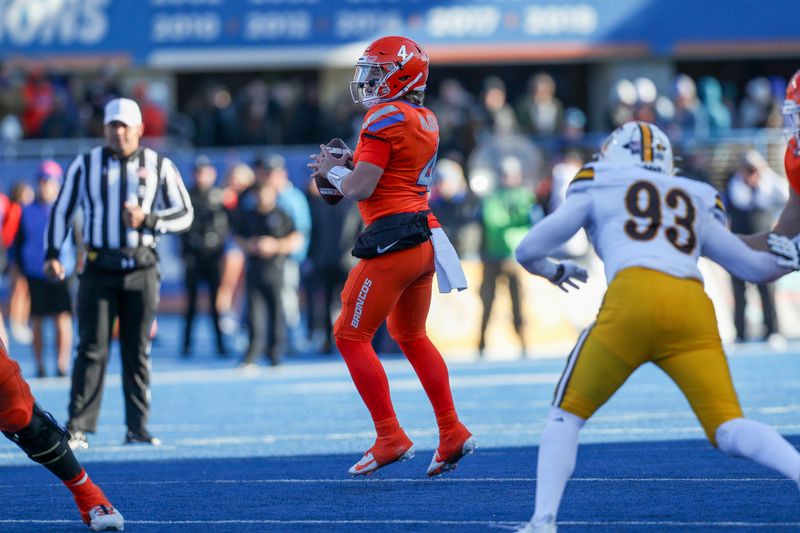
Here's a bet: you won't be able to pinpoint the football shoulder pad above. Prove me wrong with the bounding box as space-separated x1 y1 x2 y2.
361 102 407 138
566 163 597 195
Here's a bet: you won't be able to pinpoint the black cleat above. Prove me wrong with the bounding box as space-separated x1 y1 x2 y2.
124 429 161 446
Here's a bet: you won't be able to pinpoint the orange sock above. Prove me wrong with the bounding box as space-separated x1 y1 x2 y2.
435 410 459 432
336 338 396 423
64 469 110 524
398 337 456 416
375 417 401 438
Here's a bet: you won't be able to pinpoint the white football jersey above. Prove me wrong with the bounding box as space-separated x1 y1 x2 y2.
567 161 727 283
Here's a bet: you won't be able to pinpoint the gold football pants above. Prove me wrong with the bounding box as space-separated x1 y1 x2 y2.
554 267 743 445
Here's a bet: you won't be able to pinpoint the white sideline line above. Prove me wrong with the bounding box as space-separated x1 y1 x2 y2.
560 521 800 528
0 476 788 489
1 519 798 528
28 369 561 393
93 476 793 485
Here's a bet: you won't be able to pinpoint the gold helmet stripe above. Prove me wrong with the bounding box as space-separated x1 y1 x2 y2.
638 122 654 162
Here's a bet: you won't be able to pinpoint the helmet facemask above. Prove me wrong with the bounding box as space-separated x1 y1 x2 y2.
350 62 397 107
783 98 800 146
784 69 800 148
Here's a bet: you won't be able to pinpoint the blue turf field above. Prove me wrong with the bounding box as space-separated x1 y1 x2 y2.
1 315 799 532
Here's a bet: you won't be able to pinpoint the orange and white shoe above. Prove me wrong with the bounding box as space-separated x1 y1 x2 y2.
69 471 123 531
87 504 124 531
349 429 415 476
426 422 476 477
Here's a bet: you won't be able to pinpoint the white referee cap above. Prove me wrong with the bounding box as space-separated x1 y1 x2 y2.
104 97 142 126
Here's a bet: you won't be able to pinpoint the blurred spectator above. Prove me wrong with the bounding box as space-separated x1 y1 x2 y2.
6 181 34 345
21 69 54 137
429 78 480 161
133 83 167 138
515 72 564 136
562 107 587 143
188 84 238 146
765 77 787 129
235 182 300 367
477 76 518 138
667 74 709 140
237 80 277 145
182 156 229 357
548 151 584 214
284 82 322 145
607 78 637 129
0 65 24 141
38 86 79 138
2 182 31 248
16 161 77 377
738 77 774 129
0 112 23 141
79 67 120 137
246 154 311 355
536 150 586 265
212 85 239 146
477 156 536 357
429 158 480 257
725 150 788 343
721 81 740 127
306 185 361 354
698 77 732 133
633 77 658 124
217 163 255 336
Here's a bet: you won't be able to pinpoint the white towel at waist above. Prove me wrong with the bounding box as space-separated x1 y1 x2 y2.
430 227 468 293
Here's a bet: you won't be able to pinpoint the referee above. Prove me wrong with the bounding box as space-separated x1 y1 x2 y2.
45 97 193 448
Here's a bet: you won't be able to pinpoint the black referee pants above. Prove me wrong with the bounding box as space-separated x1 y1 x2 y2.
68 266 160 434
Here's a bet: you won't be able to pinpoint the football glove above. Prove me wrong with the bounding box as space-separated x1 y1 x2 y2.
550 260 588 292
767 233 800 270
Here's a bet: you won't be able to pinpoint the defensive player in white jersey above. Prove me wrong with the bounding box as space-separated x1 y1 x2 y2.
513 121 800 533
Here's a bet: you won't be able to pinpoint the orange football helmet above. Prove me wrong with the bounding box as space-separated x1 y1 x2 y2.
783 68 800 146
349 35 429 108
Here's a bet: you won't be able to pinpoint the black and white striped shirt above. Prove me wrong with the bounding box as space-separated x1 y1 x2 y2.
46 146 193 259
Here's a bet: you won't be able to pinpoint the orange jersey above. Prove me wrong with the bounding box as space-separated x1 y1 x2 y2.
353 100 439 226
786 137 800 196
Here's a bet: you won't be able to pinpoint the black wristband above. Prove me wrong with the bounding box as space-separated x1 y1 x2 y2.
552 263 565 283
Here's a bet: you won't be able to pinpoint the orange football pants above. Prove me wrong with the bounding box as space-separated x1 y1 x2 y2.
334 240 435 342
0 339 34 432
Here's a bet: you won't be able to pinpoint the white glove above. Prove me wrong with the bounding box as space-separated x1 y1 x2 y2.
767 233 800 269
550 260 588 292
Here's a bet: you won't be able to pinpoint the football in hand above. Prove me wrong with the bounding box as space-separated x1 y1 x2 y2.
315 138 352 206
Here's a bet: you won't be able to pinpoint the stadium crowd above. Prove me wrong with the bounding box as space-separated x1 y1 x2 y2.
0 63 794 372
0 64 790 148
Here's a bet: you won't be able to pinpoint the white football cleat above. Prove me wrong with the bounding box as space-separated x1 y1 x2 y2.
426 434 476 477
348 444 415 476
516 515 557 533
88 504 124 531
